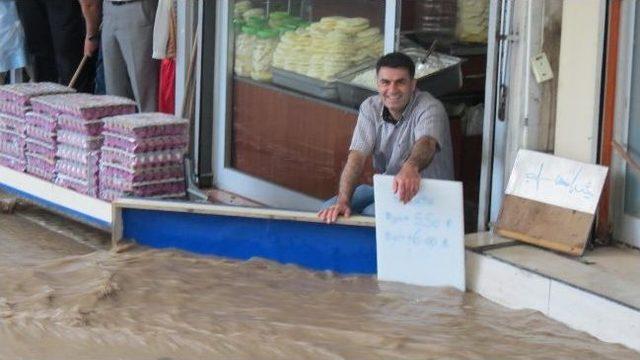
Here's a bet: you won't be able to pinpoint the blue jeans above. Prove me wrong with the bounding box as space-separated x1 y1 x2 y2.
321 184 375 216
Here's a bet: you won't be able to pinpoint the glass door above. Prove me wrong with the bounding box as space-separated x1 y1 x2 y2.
211 0 391 210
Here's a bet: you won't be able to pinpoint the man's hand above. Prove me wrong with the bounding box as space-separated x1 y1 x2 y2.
317 200 352 224
84 36 99 56
393 162 421 203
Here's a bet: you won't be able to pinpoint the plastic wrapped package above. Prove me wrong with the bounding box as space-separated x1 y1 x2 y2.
31 93 136 119
103 132 187 153
100 179 185 197
24 111 56 131
0 130 25 158
26 124 56 141
25 152 56 180
102 112 189 138
0 99 30 117
56 159 99 180
100 147 184 170
0 153 25 171
456 0 489 43
56 144 100 165
234 26 257 77
251 29 278 81
99 187 185 202
25 138 56 158
54 174 99 197
57 130 103 150
100 162 183 183
101 175 185 192
0 82 74 105
0 113 26 134
57 115 104 136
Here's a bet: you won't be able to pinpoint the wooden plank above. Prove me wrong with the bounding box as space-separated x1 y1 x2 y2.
112 198 375 231
495 195 593 256
205 188 265 207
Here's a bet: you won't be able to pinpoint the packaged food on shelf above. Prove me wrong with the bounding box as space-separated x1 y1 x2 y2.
251 29 279 81
272 16 383 82
234 26 258 77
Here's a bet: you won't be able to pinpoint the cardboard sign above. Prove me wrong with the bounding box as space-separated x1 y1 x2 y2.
373 175 465 291
505 150 608 214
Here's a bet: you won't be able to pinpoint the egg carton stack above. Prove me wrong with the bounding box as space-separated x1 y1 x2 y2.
30 93 136 196
99 113 189 202
0 82 74 172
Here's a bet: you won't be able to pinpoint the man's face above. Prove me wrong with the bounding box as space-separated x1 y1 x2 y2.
376 66 416 114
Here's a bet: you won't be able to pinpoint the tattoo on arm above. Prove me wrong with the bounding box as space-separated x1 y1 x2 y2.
337 151 367 204
405 136 438 171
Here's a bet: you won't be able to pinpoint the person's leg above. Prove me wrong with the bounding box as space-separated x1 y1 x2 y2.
361 203 375 216
94 48 106 95
43 0 91 89
116 0 158 112
15 0 57 82
101 1 135 100
320 184 375 215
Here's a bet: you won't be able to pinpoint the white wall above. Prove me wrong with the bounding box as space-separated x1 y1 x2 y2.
554 0 607 163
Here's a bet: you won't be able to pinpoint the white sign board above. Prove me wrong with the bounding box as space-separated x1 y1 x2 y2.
373 175 465 291
505 150 608 214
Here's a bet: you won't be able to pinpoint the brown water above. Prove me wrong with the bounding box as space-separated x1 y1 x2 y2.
0 198 637 359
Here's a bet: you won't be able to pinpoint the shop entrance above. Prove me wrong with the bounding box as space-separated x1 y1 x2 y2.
195 1 598 233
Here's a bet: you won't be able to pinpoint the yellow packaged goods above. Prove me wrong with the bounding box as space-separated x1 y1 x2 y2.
242 8 264 21
456 0 489 43
251 29 279 81
233 1 252 18
234 26 257 77
271 16 384 81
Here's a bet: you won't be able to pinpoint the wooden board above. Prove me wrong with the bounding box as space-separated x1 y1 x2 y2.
496 150 608 256
495 194 594 256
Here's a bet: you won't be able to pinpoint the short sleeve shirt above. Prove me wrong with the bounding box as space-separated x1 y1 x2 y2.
349 91 454 180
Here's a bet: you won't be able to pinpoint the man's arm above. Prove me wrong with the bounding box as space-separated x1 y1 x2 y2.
318 150 367 223
393 136 438 203
79 0 102 56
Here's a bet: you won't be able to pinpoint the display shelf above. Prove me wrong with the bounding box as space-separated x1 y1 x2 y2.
0 165 111 230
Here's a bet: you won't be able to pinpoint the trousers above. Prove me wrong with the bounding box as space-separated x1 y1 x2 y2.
16 0 95 92
102 0 158 112
321 184 375 216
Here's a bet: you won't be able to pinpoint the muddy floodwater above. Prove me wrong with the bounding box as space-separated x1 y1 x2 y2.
0 198 637 359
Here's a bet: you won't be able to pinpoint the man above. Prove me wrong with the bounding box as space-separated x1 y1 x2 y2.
15 0 98 92
318 52 453 223
101 0 159 112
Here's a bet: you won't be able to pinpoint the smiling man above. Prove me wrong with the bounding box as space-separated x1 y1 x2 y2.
318 52 453 223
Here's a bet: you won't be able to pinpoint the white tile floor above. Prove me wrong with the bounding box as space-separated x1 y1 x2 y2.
465 232 640 351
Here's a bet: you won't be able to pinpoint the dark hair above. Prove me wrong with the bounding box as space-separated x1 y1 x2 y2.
375 52 415 78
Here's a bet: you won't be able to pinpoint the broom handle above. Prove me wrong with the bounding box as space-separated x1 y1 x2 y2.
68 55 89 89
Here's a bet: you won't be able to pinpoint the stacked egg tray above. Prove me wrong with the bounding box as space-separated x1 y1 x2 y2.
30 93 136 196
0 82 74 173
99 112 189 201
